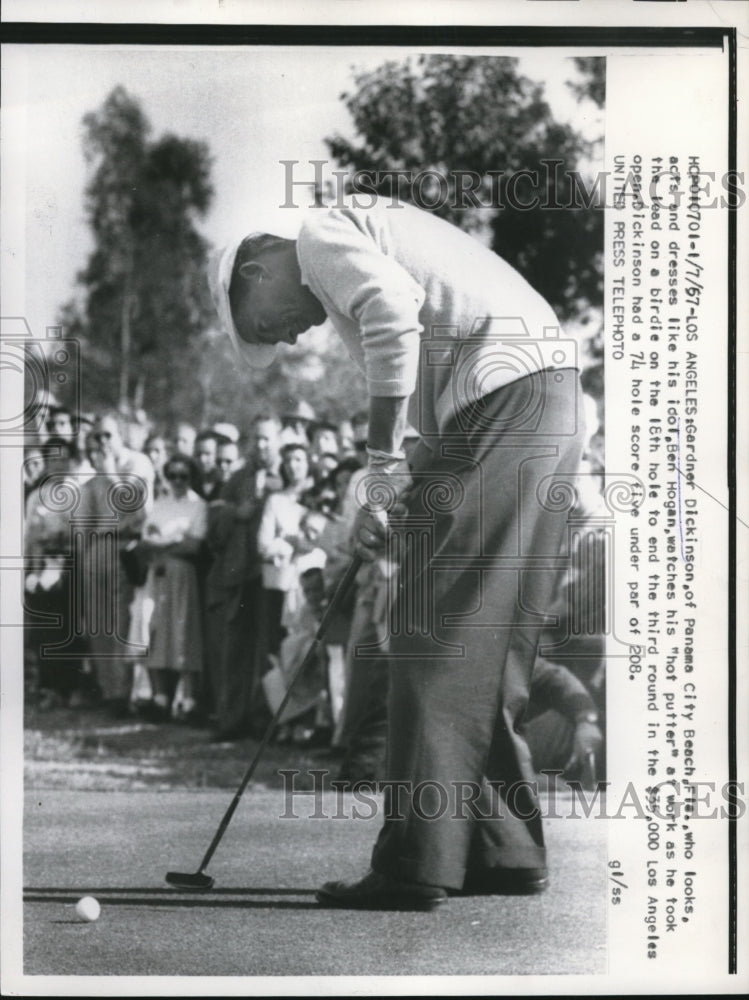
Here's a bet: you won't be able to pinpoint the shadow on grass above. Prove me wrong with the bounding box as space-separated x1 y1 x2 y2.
27 886 315 894
26 887 319 910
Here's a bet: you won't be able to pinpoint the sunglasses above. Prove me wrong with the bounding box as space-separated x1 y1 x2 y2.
166 471 190 482
94 431 113 442
216 457 235 466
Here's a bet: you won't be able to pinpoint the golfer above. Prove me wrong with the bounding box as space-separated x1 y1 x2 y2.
209 197 585 910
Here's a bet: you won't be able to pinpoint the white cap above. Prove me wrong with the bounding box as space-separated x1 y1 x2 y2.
279 427 309 448
212 422 240 444
208 206 317 370
207 239 277 370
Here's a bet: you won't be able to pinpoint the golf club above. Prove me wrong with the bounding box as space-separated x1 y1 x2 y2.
166 552 363 890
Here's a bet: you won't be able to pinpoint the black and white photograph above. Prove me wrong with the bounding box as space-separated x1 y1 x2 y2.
1 1 746 994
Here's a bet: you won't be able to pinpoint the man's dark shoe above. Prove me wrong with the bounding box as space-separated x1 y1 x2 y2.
458 867 549 896
316 870 448 911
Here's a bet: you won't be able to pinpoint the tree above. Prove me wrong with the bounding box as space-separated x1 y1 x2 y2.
326 55 603 323
568 57 606 109
59 86 215 421
194 321 368 436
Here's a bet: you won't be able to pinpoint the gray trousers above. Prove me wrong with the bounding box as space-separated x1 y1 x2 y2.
371 369 585 889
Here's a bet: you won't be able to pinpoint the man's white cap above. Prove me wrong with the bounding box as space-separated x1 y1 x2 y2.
207 207 314 370
212 421 240 444
207 238 277 370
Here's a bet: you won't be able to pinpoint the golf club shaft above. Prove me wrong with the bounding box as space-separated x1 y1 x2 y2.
194 552 364 874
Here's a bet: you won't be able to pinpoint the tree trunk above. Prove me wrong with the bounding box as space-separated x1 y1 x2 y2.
119 280 132 411
133 373 145 410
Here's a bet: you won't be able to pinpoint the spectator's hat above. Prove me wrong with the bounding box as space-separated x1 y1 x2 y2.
311 414 338 434
279 427 309 448
212 422 240 444
75 411 96 429
282 400 316 426
352 420 369 446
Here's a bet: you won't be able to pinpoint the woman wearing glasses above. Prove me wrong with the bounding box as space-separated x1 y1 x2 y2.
135 454 208 721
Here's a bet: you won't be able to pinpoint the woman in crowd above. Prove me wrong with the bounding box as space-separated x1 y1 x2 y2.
145 433 170 500
136 453 207 721
24 437 86 708
256 441 315 655
24 443 45 500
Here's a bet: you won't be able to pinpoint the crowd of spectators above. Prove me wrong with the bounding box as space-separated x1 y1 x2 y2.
23 385 607 784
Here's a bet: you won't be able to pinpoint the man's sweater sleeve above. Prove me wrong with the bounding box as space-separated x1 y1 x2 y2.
297 210 425 398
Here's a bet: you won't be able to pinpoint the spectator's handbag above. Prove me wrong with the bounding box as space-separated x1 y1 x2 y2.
120 539 152 587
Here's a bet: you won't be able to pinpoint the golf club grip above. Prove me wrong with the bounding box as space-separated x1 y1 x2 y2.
316 553 363 640
195 552 364 873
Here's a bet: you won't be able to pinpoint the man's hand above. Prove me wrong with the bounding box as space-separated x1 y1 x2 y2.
565 719 603 775
354 506 389 562
353 464 411 562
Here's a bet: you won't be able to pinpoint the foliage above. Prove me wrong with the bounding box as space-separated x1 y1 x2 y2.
58 86 216 423
194 324 368 437
56 86 369 435
55 61 606 440
568 57 606 109
326 55 604 323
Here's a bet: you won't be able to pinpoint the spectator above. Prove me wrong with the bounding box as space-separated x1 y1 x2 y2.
92 411 155 493
125 409 151 452
256 441 314 660
522 659 603 783
313 451 339 484
46 405 76 442
204 413 282 740
337 419 356 458
43 405 95 482
75 412 96 458
145 433 170 500
281 400 316 445
24 437 86 708
303 446 342 513
28 387 61 444
77 411 154 716
350 410 369 460
215 436 242 483
271 561 331 746
24 444 45 501
331 456 364 508
310 419 339 463
68 425 95 481
173 421 197 458
135 454 207 721
193 429 221 500
248 413 280 487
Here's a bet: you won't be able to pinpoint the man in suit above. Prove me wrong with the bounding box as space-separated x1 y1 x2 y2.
205 414 282 741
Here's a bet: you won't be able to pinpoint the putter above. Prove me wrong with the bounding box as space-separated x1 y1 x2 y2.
166 552 363 890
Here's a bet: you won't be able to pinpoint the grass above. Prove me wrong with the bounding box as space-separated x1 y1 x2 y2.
24 702 342 792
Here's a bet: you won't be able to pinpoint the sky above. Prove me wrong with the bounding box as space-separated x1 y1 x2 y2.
3 44 603 342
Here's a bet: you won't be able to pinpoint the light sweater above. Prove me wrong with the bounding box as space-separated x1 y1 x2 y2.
296 199 574 439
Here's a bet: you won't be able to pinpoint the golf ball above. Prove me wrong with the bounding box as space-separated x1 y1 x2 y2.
75 896 100 922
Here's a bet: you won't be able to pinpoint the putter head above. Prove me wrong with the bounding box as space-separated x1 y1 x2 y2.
165 870 215 891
